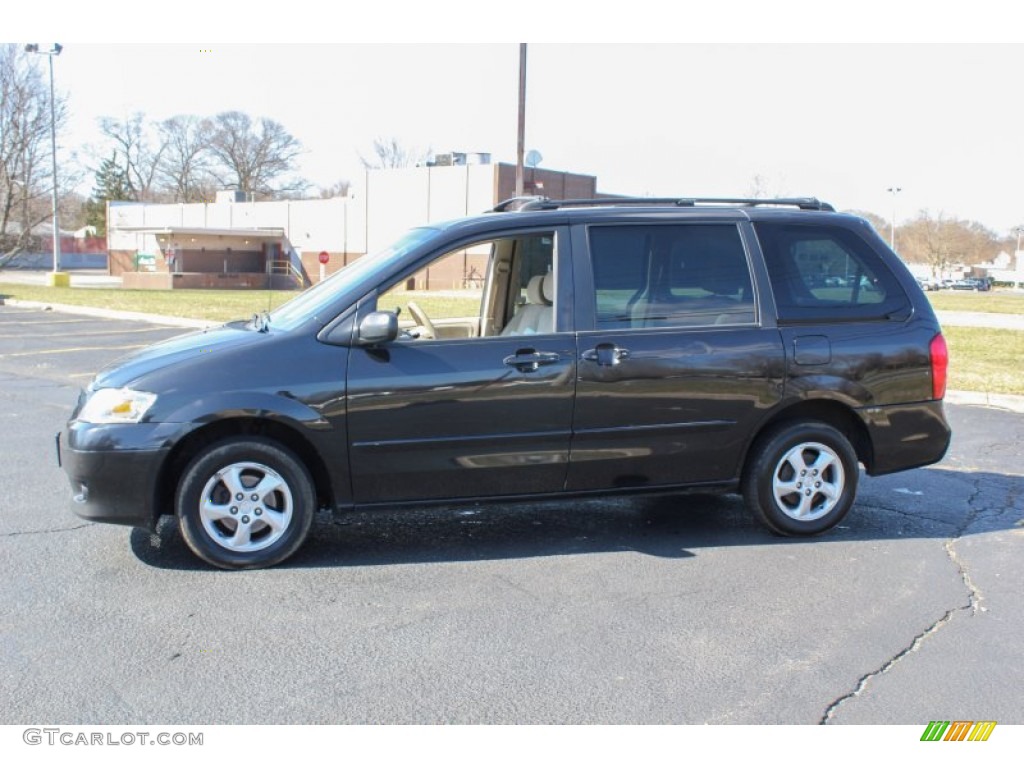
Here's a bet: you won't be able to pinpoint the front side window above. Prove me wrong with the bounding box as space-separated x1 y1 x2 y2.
755 223 909 323
588 224 756 329
377 232 556 341
378 243 489 341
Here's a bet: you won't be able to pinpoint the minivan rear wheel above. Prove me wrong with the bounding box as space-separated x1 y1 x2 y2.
742 421 858 536
176 437 315 569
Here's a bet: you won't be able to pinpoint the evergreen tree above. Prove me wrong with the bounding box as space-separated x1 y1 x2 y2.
84 154 131 236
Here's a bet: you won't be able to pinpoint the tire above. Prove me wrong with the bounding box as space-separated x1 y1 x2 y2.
176 437 315 569
742 421 859 537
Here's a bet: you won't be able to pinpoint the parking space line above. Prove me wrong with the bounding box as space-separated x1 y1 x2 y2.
0 343 149 358
0 318 93 325
0 326 177 339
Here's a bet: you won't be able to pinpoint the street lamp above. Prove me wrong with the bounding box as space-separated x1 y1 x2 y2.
887 186 902 252
24 43 64 285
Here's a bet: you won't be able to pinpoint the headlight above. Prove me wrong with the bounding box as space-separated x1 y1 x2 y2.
77 388 158 424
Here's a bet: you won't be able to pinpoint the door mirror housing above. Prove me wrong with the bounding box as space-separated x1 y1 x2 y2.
357 311 399 345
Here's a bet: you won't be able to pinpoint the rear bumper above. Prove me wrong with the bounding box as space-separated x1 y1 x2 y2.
857 399 952 475
58 422 182 528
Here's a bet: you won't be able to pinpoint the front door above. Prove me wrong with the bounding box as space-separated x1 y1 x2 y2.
346 229 577 504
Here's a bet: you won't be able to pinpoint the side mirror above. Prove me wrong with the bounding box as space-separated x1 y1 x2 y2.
357 311 399 345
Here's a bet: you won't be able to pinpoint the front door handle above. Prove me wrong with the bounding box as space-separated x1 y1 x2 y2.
582 343 630 366
503 349 561 373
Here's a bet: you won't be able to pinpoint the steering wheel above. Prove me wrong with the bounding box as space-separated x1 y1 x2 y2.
406 301 437 340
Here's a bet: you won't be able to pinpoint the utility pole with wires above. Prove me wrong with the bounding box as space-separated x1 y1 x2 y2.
516 44 527 198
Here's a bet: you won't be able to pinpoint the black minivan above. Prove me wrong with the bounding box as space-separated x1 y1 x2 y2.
59 197 951 569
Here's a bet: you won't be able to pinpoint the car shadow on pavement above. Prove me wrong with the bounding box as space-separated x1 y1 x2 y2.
128 466 1023 572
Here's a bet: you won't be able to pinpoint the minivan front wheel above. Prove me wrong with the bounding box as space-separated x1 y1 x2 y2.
743 422 858 536
176 437 315 569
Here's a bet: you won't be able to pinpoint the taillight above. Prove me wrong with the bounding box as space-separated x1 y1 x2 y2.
930 333 948 400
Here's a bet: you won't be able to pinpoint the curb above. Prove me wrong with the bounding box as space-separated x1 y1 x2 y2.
2 298 218 330
944 390 1024 413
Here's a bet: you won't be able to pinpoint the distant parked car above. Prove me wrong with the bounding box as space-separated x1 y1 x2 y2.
952 278 989 291
916 277 941 291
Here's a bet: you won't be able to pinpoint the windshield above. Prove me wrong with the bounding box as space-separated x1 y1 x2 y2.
267 227 439 331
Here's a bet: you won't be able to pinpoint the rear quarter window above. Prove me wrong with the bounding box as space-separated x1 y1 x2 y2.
754 222 909 323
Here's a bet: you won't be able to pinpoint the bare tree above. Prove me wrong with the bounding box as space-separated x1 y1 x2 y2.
745 172 788 200
98 112 166 202
0 44 68 266
317 179 351 199
897 211 1001 274
360 136 430 170
208 111 304 198
157 114 214 203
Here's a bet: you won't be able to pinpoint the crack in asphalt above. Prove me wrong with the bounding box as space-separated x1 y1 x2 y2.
820 477 988 724
942 478 986 618
0 523 92 537
854 501 958 530
819 596 973 725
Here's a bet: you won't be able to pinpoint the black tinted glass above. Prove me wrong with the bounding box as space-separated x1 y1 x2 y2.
755 222 908 323
588 224 755 329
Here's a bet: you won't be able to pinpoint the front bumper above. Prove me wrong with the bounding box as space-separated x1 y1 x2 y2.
58 421 183 528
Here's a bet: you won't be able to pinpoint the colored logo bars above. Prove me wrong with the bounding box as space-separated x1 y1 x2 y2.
920 721 997 742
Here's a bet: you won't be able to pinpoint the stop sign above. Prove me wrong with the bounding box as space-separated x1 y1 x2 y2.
318 251 330 265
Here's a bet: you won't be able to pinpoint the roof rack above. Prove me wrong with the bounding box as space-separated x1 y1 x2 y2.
491 196 835 213
491 196 548 212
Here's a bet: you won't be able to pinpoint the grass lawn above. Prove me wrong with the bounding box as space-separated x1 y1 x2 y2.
0 284 482 324
380 290 481 320
944 326 1024 395
925 289 1024 315
0 283 296 323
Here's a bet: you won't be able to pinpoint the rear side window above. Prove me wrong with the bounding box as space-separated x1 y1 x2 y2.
755 223 909 323
588 224 756 329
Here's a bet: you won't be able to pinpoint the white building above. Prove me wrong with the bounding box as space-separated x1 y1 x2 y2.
107 162 598 290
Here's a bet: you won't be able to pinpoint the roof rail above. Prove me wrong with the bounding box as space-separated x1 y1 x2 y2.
491 196 549 212
675 197 836 211
491 196 835 212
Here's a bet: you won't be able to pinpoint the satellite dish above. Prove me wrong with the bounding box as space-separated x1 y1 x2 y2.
525 149 543 168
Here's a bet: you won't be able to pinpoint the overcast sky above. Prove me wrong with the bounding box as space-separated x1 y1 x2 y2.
13 5 1024 236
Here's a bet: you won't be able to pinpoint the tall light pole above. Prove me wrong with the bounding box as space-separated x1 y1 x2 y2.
25 43 63 282
887 186 902 252
515 43 527 198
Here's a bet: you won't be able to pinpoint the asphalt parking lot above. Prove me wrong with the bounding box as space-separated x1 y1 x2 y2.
0 304 1021 725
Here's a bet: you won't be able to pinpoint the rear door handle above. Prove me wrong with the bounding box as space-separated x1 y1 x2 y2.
503 349 561 372
582 343 630 366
